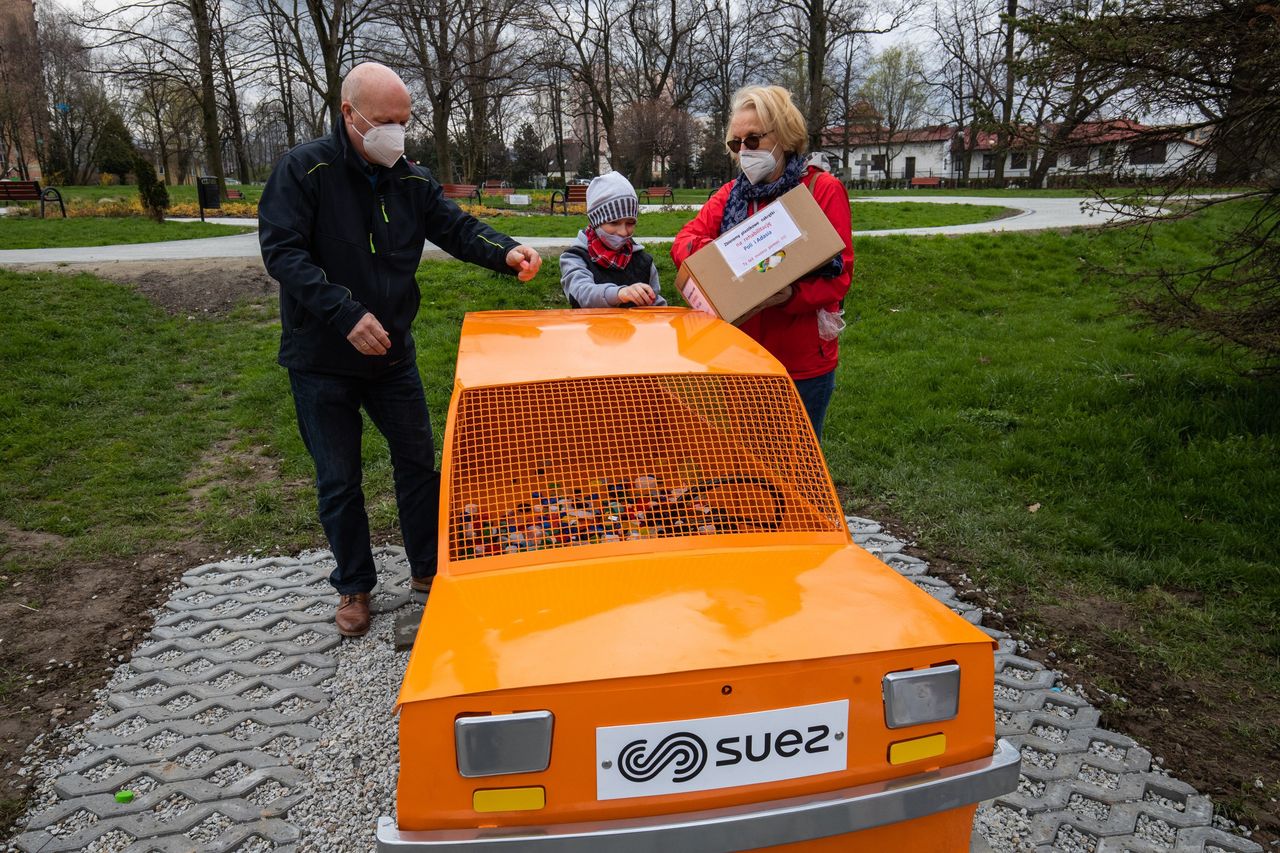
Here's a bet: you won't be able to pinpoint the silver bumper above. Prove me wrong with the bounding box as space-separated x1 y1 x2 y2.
376 738 1020 852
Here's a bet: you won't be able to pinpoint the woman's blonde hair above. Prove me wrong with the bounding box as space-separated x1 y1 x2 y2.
728 85 809 156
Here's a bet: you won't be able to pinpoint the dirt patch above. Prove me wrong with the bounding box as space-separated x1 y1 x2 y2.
11 251 500 318
843 497 1279 843
0 543 218 836
0 522 69 554
32 258 281 316
185 435 286 507
0 250 280 837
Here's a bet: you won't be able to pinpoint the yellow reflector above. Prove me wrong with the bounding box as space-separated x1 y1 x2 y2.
888 733 946 765
473 787 546 813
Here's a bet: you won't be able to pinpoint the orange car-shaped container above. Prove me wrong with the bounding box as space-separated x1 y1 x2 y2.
378 309 1018 852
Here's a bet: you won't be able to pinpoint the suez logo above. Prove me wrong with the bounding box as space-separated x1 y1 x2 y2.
595 700 848 800
615 725 835 784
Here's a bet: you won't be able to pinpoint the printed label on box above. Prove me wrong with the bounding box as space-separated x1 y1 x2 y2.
714 204 803 278
679 277 715 316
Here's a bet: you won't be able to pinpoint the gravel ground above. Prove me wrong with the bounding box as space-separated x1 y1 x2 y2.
3 536 1267 853
288 606 415 851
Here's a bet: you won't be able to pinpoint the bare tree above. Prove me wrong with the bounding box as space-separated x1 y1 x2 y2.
38 5 120 183
542 0 626 168
770 0 910 152
83 0 232 194
619 0 707 108
455 0 532 182
253 0 379 127
929 0 1004 178
858 45 932 177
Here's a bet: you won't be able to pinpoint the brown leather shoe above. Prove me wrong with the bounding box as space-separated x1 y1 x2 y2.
410 575 433 594
335 593 371 637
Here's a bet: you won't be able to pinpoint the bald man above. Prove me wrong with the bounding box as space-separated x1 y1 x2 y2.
259 62 543 638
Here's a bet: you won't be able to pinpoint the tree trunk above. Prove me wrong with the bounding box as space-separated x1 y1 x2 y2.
551 80 565 179
995 0 1016 184
188 0 227 195
216 37 252 183
431 96 452 182
805 0 827 152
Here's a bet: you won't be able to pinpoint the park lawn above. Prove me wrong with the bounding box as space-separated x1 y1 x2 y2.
0 203 1275 698
45 184 264 205
479 202 1007 237
0 218 252 249
851 201 1011 230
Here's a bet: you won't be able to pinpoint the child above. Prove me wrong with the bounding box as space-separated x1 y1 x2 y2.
560 172 666 309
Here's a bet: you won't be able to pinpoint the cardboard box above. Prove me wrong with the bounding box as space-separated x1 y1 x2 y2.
675 184 845 325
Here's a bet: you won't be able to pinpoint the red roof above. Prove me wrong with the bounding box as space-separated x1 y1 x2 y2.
821 124 953 147
953 119 1179 151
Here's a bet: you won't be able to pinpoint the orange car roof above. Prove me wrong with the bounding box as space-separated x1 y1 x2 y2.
395 542 994 707
454 309 789 389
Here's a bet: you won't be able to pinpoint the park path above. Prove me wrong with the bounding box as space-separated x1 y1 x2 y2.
4 519 1263 852
0 195 1116 266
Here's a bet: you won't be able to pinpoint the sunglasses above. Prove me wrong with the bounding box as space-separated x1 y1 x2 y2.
725 130 773 154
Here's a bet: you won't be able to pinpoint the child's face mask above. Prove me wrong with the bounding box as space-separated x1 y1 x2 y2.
596 228 630 250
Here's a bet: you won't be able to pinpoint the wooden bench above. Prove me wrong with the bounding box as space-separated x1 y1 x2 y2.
0 180 66 217
910 176 943 188
482 179 512 199
441 183 481 203
226 188 244 200
549 184 587 215
639 185 674 204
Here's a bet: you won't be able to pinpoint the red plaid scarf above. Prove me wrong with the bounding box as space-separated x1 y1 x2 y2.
585 226 634 270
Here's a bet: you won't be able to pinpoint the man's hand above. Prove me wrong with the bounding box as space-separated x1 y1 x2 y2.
617 283 657 306
506 246 542 281
347 312 392 356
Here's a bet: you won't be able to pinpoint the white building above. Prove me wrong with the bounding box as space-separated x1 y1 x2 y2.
820 118 1214 186
952 120 1214 184
820 125 954 183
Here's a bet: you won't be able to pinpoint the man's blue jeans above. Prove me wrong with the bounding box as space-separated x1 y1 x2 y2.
288 359 439 595
794 369 836 440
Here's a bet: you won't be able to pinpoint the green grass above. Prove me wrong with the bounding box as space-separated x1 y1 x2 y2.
480 202 1007 237
43 184 263 204
824 204 1279 692
0 218 252 249
0 203 1275 698
850 201 1010 230
0 271 285 569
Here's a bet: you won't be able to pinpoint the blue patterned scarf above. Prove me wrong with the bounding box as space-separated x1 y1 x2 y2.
720 154 843 279
720 153 807 231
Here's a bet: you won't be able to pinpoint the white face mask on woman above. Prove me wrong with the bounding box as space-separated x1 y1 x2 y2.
349 105 405 168
739 147 779 184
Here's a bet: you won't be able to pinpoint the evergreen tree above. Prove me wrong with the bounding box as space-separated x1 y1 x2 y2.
97 111 136 183
511 123 544 188
134 155 169 222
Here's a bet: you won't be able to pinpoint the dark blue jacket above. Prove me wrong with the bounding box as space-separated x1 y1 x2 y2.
259 121 518 376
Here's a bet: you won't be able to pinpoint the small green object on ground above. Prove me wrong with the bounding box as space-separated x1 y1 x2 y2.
115 790 134 803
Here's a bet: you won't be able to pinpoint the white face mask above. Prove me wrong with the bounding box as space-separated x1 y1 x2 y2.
739 147 778 185
349 104 405 168
595 228 630 250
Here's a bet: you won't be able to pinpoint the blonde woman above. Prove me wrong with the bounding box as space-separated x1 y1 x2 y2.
673 85 853 438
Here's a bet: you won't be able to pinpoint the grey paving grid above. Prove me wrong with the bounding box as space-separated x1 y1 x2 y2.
4 526 1262 853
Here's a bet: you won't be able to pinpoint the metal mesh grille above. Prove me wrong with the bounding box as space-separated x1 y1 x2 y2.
447 374 843 562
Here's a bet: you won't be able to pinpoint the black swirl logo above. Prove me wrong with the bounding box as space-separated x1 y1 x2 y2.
617 732 708 784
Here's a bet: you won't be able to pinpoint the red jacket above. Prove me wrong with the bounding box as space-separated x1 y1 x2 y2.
671 167 854 380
